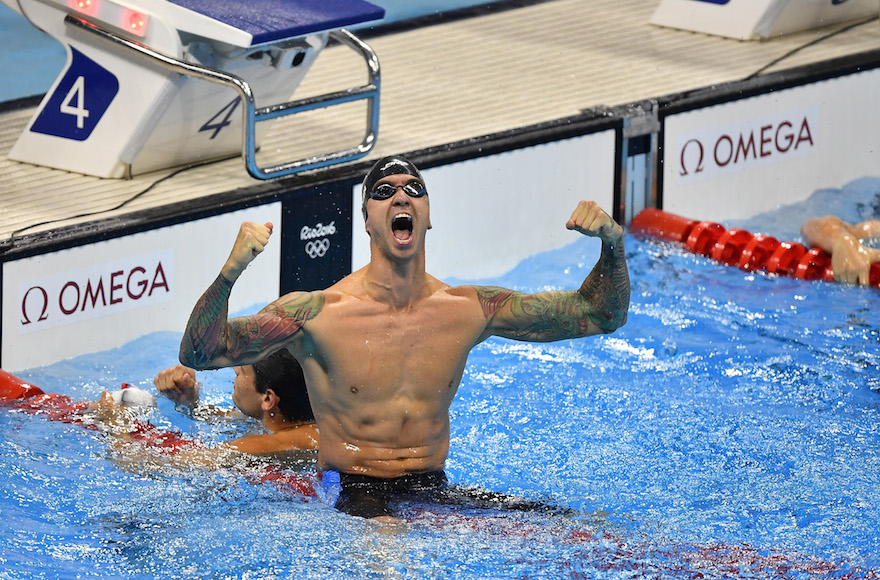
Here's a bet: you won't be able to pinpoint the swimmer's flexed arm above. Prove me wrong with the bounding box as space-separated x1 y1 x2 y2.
476 201 629 341
179 222 323 370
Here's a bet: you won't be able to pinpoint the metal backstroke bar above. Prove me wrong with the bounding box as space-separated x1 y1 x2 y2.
64 15 381 179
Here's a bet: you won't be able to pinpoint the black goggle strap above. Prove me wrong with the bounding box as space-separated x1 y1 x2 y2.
370 181 427 200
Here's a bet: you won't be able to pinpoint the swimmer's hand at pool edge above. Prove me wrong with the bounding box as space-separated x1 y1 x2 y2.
221 221 273 282
801 215 880 286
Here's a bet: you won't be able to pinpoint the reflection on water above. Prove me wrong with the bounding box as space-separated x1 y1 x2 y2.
2 180 880 578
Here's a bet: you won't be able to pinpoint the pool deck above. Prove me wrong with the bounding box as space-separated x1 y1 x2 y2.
3 0 880 245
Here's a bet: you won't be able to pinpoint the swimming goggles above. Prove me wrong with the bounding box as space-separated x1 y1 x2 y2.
369 181 428 200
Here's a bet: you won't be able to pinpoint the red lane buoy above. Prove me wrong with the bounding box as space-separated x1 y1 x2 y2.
686 221 726 257
629 208 697 244
629 208 880 288
765 242 807 277
794 248 833 281
710 229 754 266
0 368 45 402
737 234 780 272
0 368 318 498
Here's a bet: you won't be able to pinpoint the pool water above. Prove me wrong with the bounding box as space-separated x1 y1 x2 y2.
2 179 880 579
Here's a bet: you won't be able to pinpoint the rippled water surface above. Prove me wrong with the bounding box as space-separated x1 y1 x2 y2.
2 180 880 579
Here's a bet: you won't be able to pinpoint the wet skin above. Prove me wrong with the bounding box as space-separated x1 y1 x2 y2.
180 173 629 478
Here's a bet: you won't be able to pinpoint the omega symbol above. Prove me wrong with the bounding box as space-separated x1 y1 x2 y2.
21 286 49 325
679 138 705 177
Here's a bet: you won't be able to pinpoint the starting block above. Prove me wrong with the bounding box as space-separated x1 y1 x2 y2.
651 0 879 41
3 0 385 178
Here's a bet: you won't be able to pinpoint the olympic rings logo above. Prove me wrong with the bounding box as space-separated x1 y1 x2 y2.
305 239 330 259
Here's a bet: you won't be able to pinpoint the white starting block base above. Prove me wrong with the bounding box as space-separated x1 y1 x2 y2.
651 0 879 41
3 0 383 179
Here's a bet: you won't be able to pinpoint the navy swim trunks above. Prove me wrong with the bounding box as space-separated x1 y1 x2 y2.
319 469 448 518
317 469 569 519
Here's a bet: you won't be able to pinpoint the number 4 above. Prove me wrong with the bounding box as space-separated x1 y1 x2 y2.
59 76 90 129
200 98 241 140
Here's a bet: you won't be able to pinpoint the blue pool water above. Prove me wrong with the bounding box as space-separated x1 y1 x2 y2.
2 178 880 579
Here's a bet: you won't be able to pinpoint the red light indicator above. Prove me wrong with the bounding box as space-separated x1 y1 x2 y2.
123 9 147 37
69 0 99 16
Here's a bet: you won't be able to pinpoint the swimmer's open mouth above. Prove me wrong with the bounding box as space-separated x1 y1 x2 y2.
392 213 413 242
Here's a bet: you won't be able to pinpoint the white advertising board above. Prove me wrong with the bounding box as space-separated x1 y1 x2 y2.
650 0 878 41
3 204 281 371
351 132 617 281
661 68 880 223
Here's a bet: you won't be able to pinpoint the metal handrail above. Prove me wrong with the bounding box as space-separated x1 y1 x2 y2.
65 16 380 179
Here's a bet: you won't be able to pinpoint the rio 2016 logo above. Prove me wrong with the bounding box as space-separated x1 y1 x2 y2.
300 222 336 259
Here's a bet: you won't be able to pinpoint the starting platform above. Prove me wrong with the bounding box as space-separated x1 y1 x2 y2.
2 0 384 178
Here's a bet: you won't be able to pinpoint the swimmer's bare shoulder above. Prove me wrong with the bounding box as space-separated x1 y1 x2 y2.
423 283 496 334
450 284 510 313
270 274 363 320
279 275 367 350
418 278 486 311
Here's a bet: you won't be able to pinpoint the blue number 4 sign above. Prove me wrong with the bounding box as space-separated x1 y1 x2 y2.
31 47 119 141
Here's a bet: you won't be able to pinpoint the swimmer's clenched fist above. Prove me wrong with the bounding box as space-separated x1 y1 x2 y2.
221 221 273 282
154 364 199 406
566 200 623 245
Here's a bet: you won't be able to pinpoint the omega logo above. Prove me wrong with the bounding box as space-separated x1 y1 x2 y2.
679 115 814 178
21 262 170 326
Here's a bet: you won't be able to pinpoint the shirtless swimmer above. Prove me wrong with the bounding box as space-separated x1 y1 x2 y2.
179 155 630 518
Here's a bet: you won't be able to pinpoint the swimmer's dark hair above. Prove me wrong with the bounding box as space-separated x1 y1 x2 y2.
361 155 425 221
252 349 314 423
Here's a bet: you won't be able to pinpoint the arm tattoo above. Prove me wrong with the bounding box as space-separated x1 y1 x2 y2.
476 286 588 340
180 274 234 368
502 290 596 340
225 294 323 359
180 275 324 368
477 239 629 341
476 286 515 318
577 240 630 333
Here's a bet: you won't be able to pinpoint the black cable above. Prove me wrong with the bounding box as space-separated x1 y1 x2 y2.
0 163 197 254
743 16 879 81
